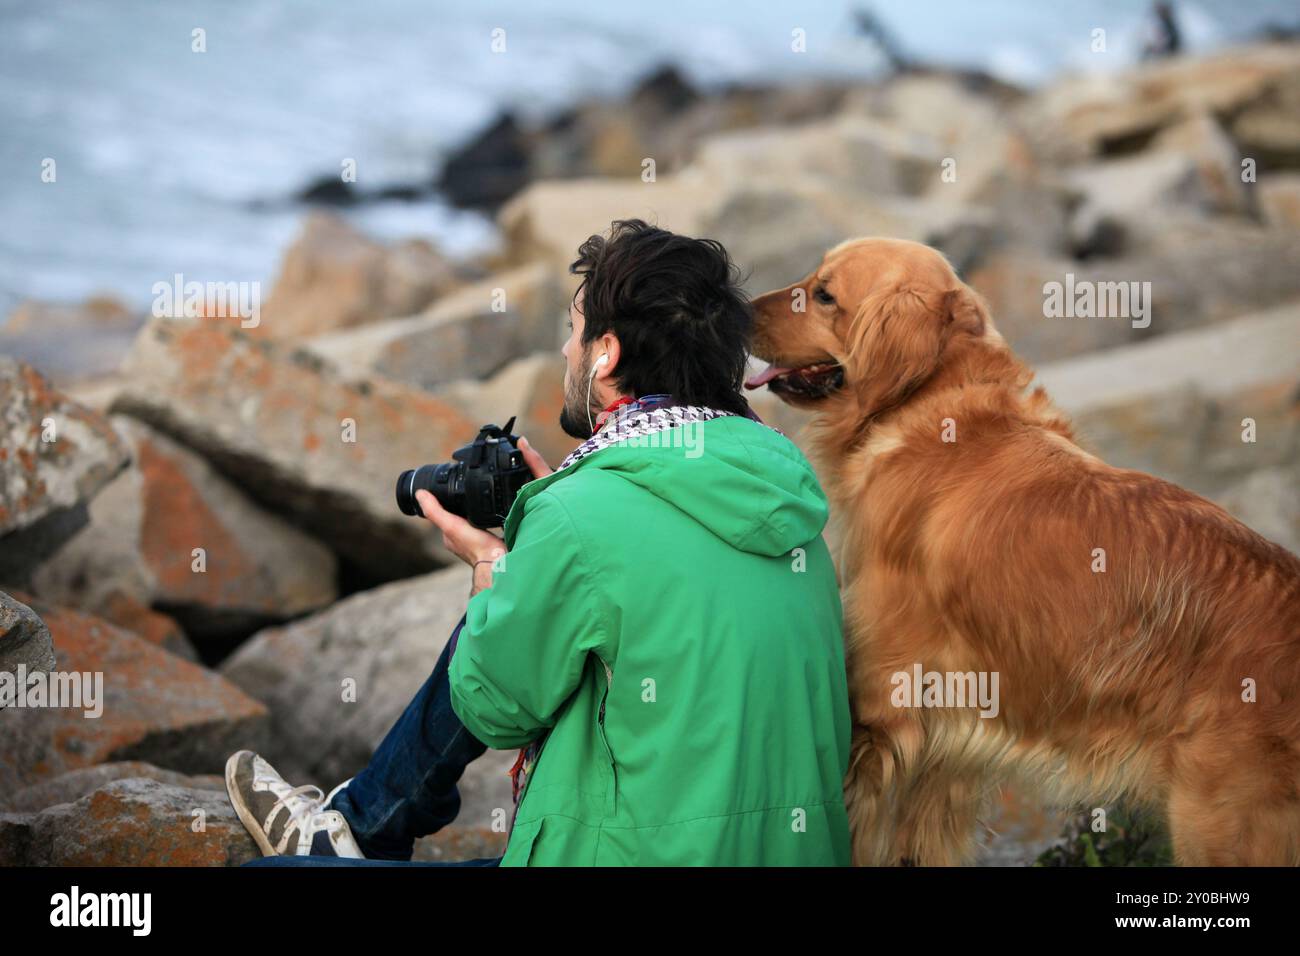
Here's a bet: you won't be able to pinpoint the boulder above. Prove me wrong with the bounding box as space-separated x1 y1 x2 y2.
1258 173 1300 228
693 114 941 199
94 593 196 661
0 358 131 584
438 351 577 469
1034 301 1300 503
1018 43 1300 162
496 171 716 268
31 416 337 648
0 777 257 866
700 182 998 298
437 112 533 210
1150 113 1250 214
1215 466 1300 555
966 253 1146 363
1064 134 1244 258
306 262 570 390
220 567 517 830
0 769 507 865
968 225 1300 362
258 212 461 340
2 760 223 813
413 826 508 863
847 73 1030 203
109 319 476 580
0 297 141 387
1228 64 1300 172
0 591 55 699
972 786 1074 867
0 596 268 790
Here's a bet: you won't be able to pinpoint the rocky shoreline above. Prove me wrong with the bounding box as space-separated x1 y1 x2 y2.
3 42 1300 866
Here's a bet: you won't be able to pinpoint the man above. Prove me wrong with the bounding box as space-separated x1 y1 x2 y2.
227 219 851 866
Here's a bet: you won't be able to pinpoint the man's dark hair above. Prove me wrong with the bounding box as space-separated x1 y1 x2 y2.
570 219 753 416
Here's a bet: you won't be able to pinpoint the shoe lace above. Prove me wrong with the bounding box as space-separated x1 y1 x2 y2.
265 783 327 854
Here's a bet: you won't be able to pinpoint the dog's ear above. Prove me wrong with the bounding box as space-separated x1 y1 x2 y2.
947 283 988 337
845 283 984 421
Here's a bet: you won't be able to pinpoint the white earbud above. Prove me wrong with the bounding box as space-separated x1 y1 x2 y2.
587 353 610 434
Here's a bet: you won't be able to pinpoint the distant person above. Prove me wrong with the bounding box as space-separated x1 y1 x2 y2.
1142 2 1182 59
224 219 852 866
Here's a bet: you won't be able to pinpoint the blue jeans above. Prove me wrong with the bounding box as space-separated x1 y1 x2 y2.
243 613 503 868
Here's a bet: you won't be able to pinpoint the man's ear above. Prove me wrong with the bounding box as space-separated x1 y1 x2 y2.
845 285 965 422
595 333 621 380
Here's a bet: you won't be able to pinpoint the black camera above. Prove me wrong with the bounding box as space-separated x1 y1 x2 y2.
396 416 533 529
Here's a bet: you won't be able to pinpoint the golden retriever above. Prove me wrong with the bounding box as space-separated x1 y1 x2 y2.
746 237 1300 866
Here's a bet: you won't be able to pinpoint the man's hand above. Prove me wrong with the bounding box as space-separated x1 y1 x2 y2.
411 435 551 591
414 489 504 567
518 436 553 479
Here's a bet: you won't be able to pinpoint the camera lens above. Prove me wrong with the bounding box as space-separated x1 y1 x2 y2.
395 463 456 517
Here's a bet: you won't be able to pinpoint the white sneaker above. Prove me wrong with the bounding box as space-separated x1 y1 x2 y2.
225 750 365 858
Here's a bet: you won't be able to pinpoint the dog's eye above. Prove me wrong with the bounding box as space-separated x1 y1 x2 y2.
814 287 835 306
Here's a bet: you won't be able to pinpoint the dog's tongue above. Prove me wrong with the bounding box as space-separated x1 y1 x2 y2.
744 364 792 390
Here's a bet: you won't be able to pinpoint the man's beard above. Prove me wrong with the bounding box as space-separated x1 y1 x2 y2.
559 351 599 440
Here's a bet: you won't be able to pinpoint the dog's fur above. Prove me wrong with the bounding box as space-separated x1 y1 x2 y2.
748 237 1300 866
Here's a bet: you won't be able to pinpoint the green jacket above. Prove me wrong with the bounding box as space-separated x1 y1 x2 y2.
448 412 851 866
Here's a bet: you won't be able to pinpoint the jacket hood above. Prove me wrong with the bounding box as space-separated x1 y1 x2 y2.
510 415 829 556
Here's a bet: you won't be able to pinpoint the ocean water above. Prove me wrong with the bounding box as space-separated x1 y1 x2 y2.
1 0 1294 316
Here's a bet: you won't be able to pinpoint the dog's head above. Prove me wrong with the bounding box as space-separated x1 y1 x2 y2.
746 238 995 420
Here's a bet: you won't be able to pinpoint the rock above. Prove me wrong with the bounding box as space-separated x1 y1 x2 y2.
973 786 1074 866
1018 43 1300 162
438 112 533 210
496 171 716 268
0 591 55 700
306 262 570 390
700 186 848 299
1258 173 1300 228
412 826 508 863
0 297 143 386
258 212 460 339
295 175 358 206
0 778 257 866
2 760 223 814
0 595 268 791
694 114 941 199
1151 113 1250 214
31 416 337 648
220 567 517 829
628 64 700 116
439 351 575 468
966 253 1145 363
1228 64 1300 171
1215 466 1300 555
968 225 1300 363
1064 116 1248 256
1035 301 1300 502
96 593 196 661
701 182 997 298
848 73 1028 202
0 358 131 585
109 318 476 580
